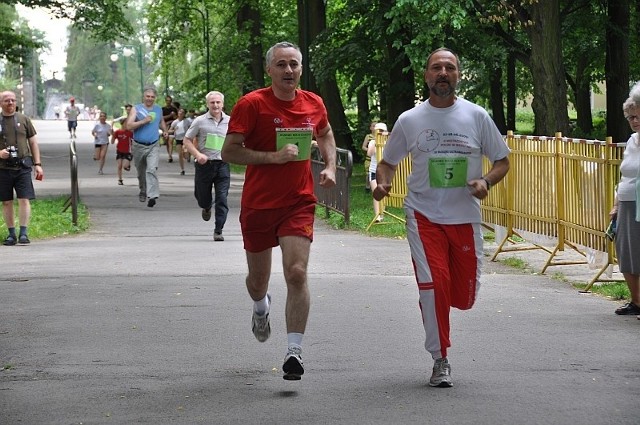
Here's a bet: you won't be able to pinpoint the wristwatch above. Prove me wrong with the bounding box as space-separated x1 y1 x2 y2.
482 177 492 190
34 163 42 166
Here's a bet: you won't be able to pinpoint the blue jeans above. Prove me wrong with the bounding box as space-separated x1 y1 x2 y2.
194 160 230 232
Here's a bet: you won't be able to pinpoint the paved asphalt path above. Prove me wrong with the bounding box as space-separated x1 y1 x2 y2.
1 120 638 424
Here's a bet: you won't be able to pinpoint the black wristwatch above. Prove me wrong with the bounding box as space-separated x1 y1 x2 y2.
482 177 492 190
34 163 42 166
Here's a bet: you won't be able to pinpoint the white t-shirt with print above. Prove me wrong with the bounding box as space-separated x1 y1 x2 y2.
382 97 510 224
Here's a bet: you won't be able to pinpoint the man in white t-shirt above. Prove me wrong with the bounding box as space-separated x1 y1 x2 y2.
64 97 81 138
374 48 510 388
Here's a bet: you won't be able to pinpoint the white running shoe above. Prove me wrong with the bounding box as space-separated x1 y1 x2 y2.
283 346 304 380
429 358 453 387
251 294 271 342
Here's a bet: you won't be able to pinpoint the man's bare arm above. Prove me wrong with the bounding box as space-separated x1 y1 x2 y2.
315 124 337 188
372 159 397 201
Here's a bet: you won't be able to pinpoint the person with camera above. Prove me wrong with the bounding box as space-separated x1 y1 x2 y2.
0 91 43 245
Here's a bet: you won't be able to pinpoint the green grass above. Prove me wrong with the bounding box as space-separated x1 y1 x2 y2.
515 109 535 134
513 108 607 140
501 256 530 270
551 271 629 300
0 196 89 240
575 282 630 300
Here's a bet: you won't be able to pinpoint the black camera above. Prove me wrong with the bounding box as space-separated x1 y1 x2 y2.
6 146 20 167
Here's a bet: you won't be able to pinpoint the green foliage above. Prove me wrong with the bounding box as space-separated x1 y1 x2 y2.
0 5 39 64
51 0 638 144
9 1 132 42
145 0 299 109
63 4 152 114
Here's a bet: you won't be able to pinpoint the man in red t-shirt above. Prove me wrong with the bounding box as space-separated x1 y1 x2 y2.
222 41 337 381
111 104 133 185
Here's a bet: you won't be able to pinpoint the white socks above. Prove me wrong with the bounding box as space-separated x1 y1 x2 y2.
253 294 270 316
287 333 304 351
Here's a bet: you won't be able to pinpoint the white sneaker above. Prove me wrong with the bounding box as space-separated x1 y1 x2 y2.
251 294 271 342
429 358 453 387
283 346 304 380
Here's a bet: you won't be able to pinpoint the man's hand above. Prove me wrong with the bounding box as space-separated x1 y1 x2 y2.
373 183 390 201
275 143 300 163
318 168 336 188
467 179 489 200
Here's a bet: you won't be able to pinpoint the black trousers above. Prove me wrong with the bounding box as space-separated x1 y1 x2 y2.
194 160 230 233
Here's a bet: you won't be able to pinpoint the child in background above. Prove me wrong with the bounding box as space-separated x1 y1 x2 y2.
111 111 133 185
367 122 387 222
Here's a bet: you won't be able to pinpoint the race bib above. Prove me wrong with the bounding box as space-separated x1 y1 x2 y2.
276 128 313 161
205 133 225 150
428 157 468 188
135 107 156 121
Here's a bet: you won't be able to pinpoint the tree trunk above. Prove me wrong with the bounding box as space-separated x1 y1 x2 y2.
297 0 316 92
299 0 354 150
489 66 507 134
385 40 415 126
237 0 264 94
507 53 516 131
526 0 569 135
605 0 630 143
356 86 370 160
573 56 593 136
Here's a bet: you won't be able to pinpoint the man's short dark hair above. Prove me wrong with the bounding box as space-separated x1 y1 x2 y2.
425 48 461 72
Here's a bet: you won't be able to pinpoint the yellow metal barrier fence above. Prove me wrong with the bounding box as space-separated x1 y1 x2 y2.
366 129 409 230
370 130 625 287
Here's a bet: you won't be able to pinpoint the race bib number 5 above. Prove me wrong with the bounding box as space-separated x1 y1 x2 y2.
428 157 468 188
276 128 313 161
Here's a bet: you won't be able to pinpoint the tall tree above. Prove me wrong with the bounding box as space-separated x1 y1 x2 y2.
605 0 630 143
237 0 264 94
0 5 38 62
561 1 606 136
299 0 354 150
523 1 570 135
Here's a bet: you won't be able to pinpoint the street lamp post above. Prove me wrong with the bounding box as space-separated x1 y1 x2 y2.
31 36 38 118
186 4 211 92
31 54 37 117
136 45 144 93
110 52 128 101
110 45 144 102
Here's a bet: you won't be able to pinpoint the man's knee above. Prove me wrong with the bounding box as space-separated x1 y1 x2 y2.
285 263 308 288
246 271 269 292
